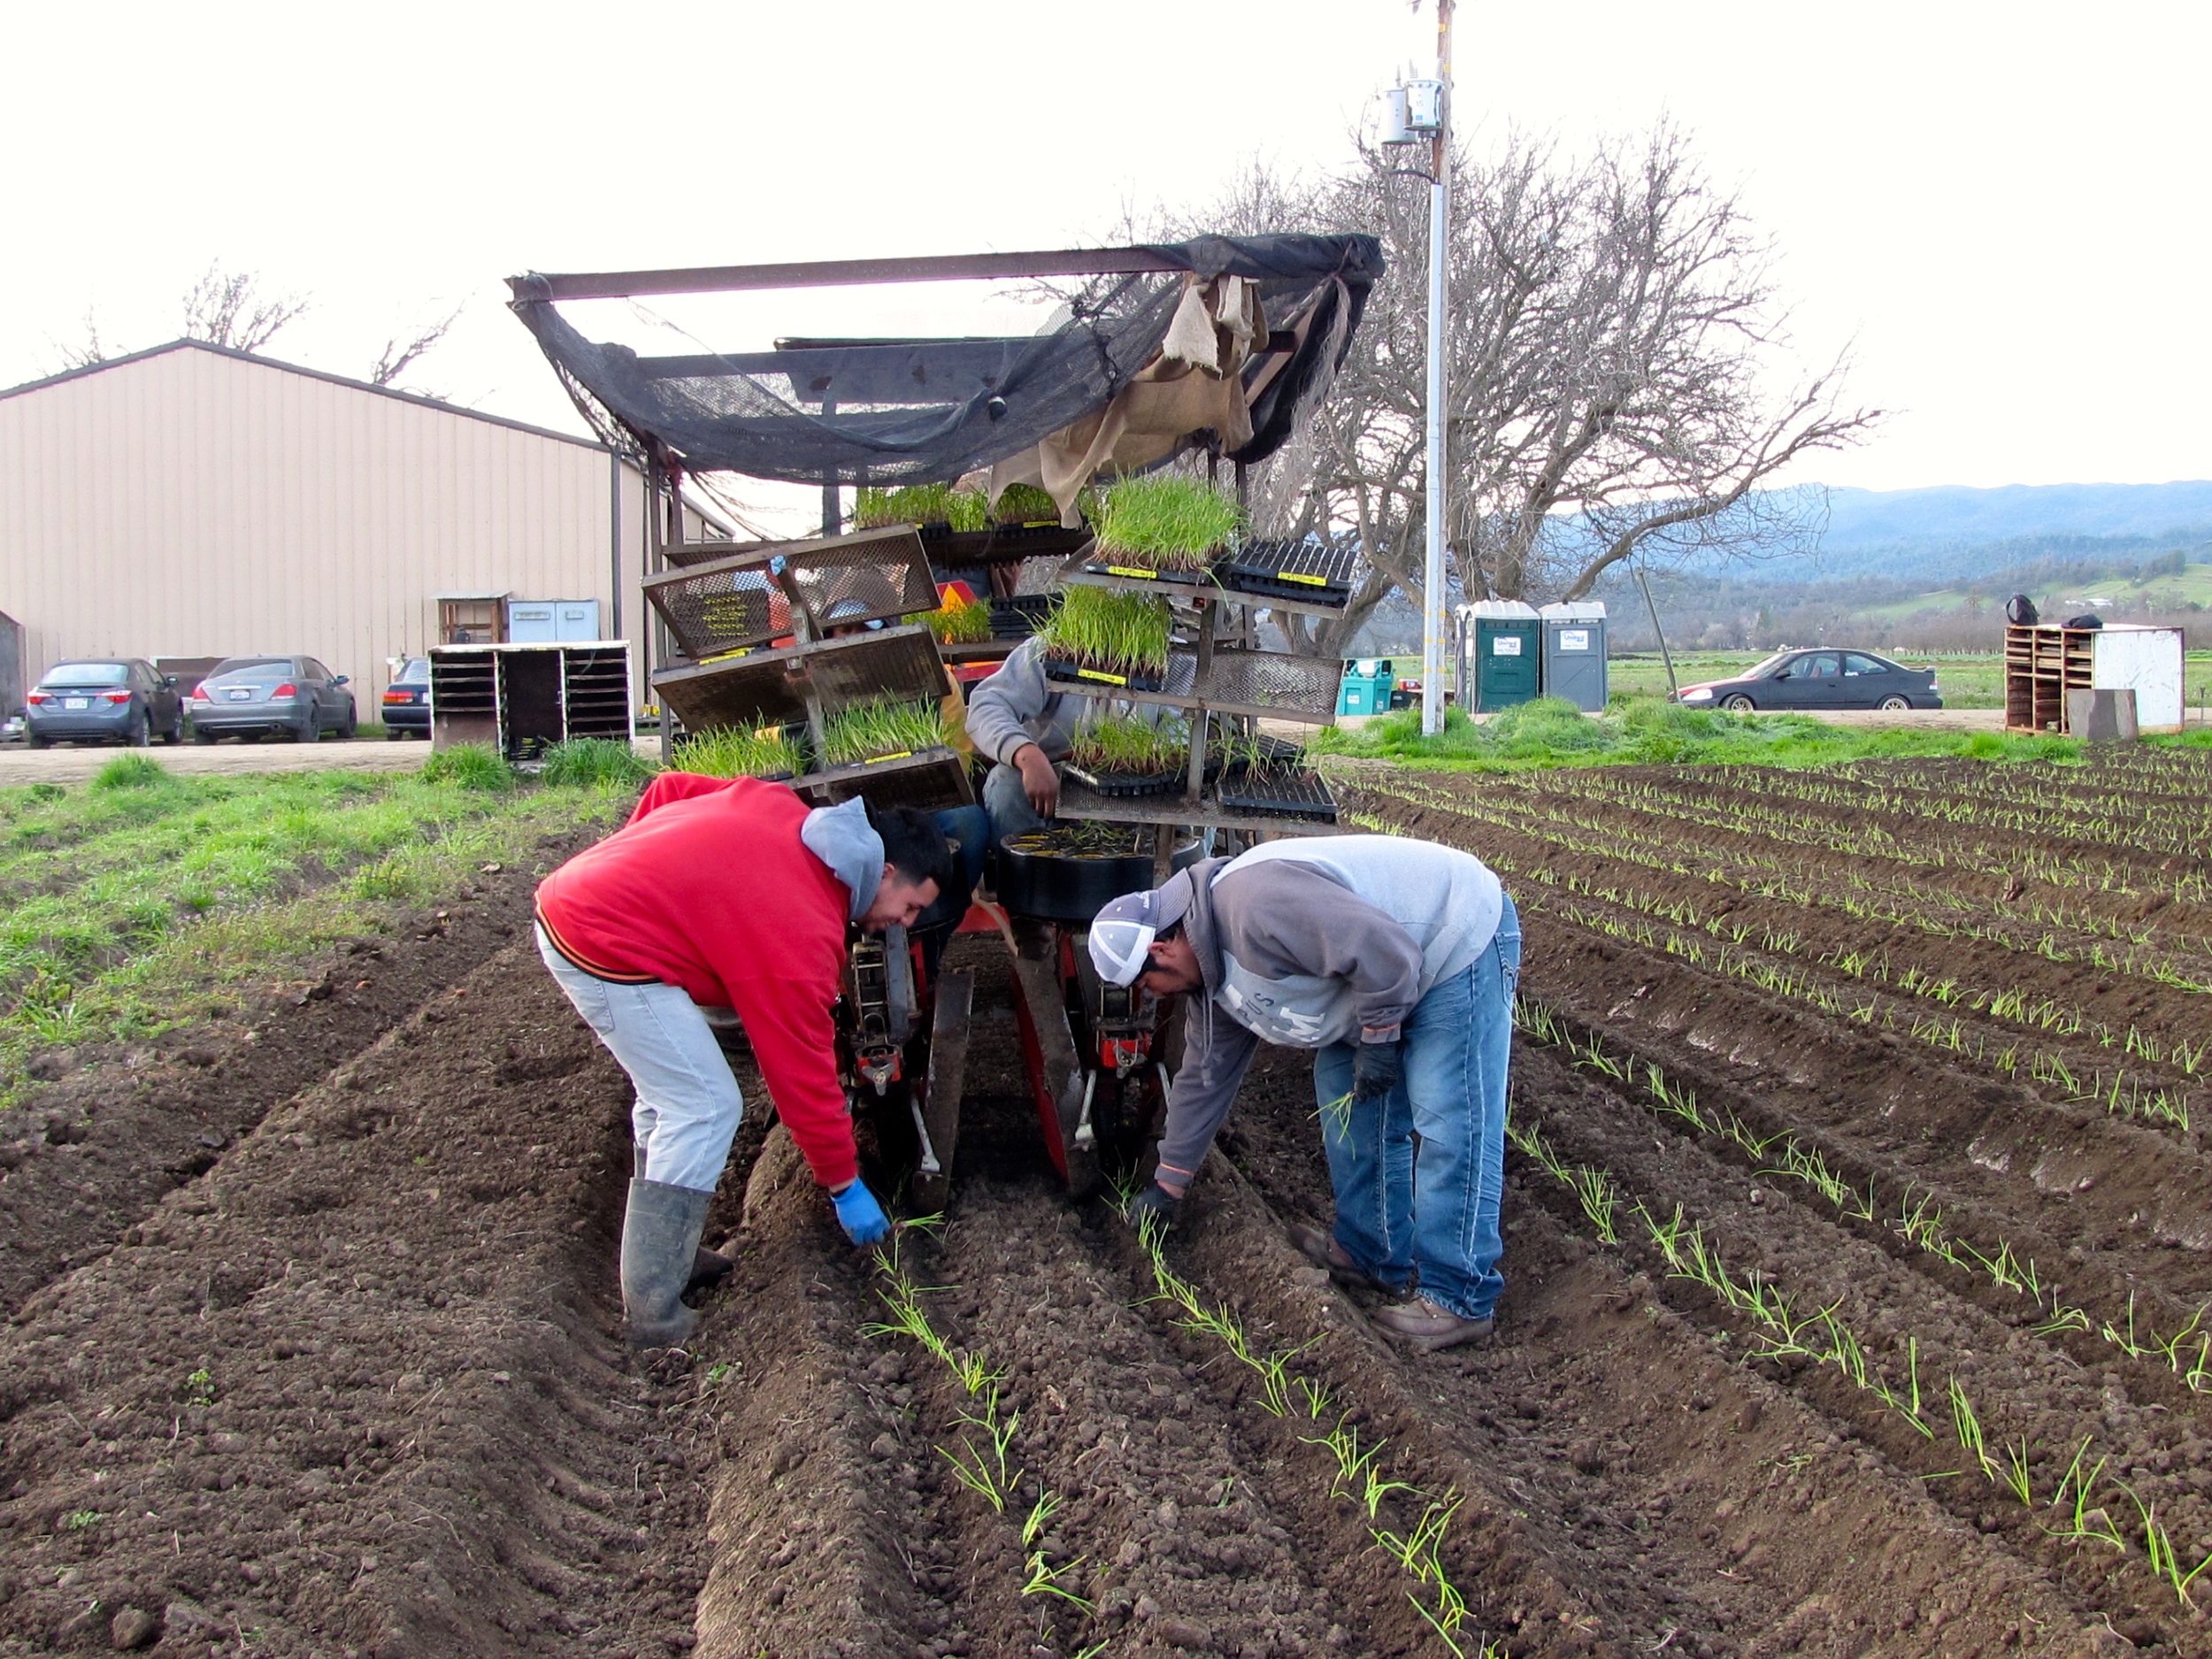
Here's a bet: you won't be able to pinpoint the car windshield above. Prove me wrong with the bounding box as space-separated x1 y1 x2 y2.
42 663 129 687
1743 652 1794 680
204 658 291 682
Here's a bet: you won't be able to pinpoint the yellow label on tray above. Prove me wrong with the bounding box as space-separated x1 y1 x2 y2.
1275 571 1328 586
865 750 913 764
698 647 752 664
1104 566 1158 580
1077 669 1129 686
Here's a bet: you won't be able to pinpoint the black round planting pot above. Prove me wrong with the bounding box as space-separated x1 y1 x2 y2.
995 828 1203 923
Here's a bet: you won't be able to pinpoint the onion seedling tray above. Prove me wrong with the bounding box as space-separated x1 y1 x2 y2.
1061 764 1187 798
1041 654 1169 694
1216 539 1358 608
1217 765 1338 821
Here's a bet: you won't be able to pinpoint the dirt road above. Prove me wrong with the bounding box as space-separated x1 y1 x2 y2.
0 741 427 785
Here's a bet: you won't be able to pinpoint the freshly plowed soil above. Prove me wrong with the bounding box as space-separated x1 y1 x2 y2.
8 749 2212 1656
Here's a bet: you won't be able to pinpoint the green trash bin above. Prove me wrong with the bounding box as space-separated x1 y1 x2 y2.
1459 603 1541 712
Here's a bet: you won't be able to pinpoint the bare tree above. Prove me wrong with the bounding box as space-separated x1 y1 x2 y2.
368 304 463 388
50 309 114 371
181 263 309 354
1186 127 1881 654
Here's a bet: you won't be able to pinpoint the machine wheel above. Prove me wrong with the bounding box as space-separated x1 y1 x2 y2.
1878 695 1910 710
1721 694 1756 712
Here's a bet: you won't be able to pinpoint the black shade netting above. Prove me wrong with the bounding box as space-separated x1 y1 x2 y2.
508 234 1381 486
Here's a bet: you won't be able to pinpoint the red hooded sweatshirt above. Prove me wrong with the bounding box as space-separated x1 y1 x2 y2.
534 774 856 1188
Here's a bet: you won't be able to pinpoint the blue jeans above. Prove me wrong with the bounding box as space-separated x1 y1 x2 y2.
982 761 1047 849
1311 895 1520 1320
916 804 989 933
536 926 742 1194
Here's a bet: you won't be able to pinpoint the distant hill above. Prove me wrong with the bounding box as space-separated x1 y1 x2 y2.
1819 480 2212 551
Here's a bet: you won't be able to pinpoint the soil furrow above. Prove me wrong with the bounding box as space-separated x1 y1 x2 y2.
0 833 597 1317
0 941 713 1658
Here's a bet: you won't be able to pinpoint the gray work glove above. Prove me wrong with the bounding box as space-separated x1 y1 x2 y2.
1126 1182 1183 1234
1352 1037 1404 1103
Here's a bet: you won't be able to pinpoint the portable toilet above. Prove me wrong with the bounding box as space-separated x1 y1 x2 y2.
1337 657 1394 717
1458 602 1542 712
1540 602 1608 711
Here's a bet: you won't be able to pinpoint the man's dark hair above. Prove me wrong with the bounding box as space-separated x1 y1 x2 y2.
868 802 955 893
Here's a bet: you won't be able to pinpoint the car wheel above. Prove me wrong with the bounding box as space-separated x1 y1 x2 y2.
1721 694 1756 712
294 710 320 743
26 732 47 750
127 710 150 747
387 726 404 741
162 715 183 744
193 727 216 745
339 704 357 740
1878 695 1910 710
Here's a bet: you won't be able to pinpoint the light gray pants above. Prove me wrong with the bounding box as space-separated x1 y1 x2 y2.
535 926 742 1194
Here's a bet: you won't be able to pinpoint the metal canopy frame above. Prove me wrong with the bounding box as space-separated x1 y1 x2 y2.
507 246 1200 303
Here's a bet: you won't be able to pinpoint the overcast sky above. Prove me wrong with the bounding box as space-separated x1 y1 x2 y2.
5 0 2203 503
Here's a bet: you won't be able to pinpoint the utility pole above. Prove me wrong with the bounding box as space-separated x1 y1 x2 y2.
1421 1 1453 733
1386 4 1455 734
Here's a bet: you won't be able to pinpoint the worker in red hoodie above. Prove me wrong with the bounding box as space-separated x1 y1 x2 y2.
534 774 954 1345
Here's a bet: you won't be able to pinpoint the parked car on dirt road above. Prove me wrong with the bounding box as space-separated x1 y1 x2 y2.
189 656 357 743
1674 649 1941 712
380 656 431 739
25 659 184 747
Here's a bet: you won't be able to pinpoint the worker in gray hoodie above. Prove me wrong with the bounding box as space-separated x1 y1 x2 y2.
964 634 1176 846
1088 835 1518 1352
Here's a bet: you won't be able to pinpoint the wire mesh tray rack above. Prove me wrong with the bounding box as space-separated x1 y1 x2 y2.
1216 765 1337 821
1060 763 1187 798
652 626 948 734
645 526 935 657
795 746 973 814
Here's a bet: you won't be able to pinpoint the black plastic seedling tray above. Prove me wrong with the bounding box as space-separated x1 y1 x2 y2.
1217 764 1337 821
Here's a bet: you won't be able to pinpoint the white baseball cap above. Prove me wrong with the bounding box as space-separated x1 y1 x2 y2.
1087 871 1197 986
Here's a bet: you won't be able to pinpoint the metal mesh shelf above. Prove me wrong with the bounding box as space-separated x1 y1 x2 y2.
780 526 938 635
642 556 791 659
1052 777 1337 834
1044 648 1335 724
652 625 947 734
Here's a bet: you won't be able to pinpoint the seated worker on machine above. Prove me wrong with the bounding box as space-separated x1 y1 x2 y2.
534 774 954 1346
1088 835 1519 1353
964 632 1176 847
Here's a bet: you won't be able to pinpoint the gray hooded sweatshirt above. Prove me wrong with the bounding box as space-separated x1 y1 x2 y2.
1155 836 1503 1182
799 796 884 923
964 635 1176 766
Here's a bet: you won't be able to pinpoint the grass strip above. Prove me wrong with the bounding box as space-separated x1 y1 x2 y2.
0 762 633 1104
1314 696 2084 773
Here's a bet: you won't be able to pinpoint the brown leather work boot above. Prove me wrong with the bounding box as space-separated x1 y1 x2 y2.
1286 1223 1398 1293
1373 1295 1495 1353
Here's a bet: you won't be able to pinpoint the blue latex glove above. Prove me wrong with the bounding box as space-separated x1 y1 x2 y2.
830 1179 891 1246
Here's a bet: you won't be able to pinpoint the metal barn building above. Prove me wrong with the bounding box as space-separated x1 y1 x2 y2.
0 339 725 715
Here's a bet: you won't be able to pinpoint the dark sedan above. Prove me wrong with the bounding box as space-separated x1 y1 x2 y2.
380 657 431 739
25 659 184 748
1675 649 1941 712
188 656 357 743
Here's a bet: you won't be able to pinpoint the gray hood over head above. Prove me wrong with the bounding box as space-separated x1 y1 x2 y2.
800 796 884 923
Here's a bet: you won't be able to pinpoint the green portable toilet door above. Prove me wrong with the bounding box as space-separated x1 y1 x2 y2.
1476 620 1541 710
1542 619 1607 710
